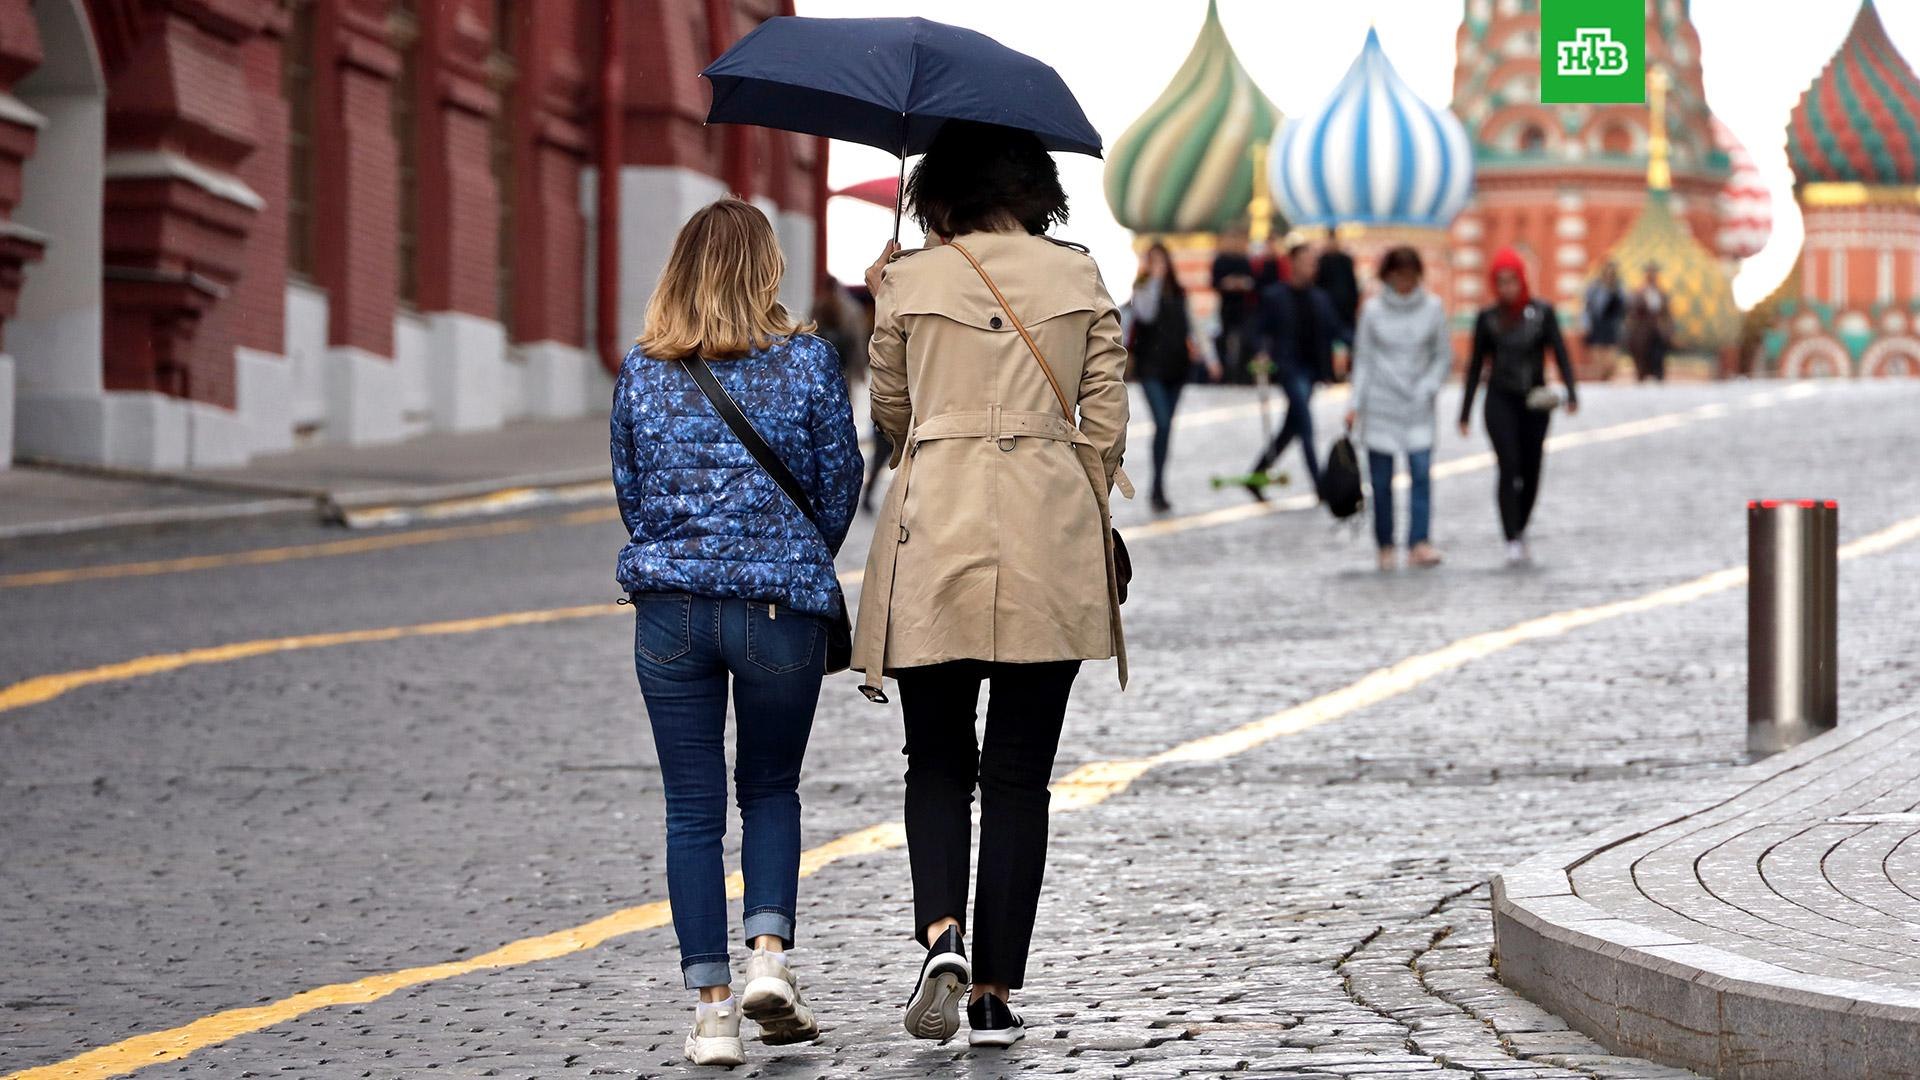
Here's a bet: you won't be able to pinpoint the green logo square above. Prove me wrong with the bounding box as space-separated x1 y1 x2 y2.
1540 0 1645 103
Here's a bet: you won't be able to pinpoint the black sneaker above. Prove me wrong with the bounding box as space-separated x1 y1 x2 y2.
967 992 1025 1047
904 926 970 1042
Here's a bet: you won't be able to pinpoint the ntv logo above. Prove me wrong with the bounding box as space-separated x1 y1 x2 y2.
1557 28 1631 77
1540 0 1642 103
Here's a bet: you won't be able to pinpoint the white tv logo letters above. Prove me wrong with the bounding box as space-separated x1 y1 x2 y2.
1557 28 1630 76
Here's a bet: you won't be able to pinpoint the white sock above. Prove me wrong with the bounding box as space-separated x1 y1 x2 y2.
761 948 790 967
698 993 735 1018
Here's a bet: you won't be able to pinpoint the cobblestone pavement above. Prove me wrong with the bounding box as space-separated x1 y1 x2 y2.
3 380 1918 1079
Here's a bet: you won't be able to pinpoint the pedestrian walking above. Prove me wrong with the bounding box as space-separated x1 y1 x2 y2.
1130 242 1213 513
854 119 1130 1049
610 198 863 1067
1314 228 1360 349
1345 247 1450 571
1459 248 1578 565
1582 261 1626 375
1211 226 1261 385
1245 242 1343 499
1625 260 1675 382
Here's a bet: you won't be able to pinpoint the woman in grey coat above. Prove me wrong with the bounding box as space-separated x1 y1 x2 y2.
1345 247 1451 571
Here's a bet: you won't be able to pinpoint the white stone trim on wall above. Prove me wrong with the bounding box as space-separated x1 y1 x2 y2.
423 310 507 433
777 209 817 314
391 310 433 438
0 355 13 470
285 281 329 434
102 150 263 211
323 345 407 446
234 346 293 457
517 340 603 420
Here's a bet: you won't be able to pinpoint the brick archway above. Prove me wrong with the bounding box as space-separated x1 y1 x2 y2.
1778 336 1853 379
1860 336 1920 378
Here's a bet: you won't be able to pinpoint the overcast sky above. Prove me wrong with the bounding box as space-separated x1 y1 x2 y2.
799 0 1920 310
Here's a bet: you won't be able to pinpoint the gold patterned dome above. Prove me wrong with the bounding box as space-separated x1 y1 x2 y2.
1602 70 1739 353
1103 0 1283 235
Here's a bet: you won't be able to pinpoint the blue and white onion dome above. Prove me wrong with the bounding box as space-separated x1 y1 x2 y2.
1270 28 1475 229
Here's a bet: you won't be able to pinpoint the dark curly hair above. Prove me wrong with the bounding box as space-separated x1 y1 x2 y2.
906 120 1069 238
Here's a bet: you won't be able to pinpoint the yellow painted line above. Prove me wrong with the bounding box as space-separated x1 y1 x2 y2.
0 605 613 715
0 392 1799 717
18 508 1917 1080
0 508 621 589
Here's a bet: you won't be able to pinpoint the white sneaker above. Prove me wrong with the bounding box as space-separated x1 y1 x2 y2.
741 949 818 1045
1504 539 1530 565
685 997 746 1067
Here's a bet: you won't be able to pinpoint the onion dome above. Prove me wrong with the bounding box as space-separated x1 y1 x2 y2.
1270 28 1474 229
1712 118 1772 260
1605 71 1739 353
1786 0 1920 186
1104 0 1282 235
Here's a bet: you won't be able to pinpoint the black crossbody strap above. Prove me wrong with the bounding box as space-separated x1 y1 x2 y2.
678 357 821 528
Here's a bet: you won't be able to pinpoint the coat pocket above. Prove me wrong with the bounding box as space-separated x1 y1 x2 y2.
633 593 692 665
746 604 821 675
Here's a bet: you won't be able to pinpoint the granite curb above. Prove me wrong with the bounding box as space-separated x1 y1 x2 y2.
1492 706 1920 1079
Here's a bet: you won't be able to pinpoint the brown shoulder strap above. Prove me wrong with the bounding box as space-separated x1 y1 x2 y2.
947 240 1075 422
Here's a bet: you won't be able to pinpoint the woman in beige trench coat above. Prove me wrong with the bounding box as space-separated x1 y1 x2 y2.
851 120 1130 1049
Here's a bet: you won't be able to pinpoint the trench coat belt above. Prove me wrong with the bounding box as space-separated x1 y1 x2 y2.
856 407 1128 698
908 409 1085 448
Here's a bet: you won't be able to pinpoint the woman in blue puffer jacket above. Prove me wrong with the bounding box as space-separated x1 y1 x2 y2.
610 198 862 1067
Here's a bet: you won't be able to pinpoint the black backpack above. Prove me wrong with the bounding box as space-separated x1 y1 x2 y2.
1320 435 1365 520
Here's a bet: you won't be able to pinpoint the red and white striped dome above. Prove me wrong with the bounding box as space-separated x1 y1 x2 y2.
1712 118 1772 261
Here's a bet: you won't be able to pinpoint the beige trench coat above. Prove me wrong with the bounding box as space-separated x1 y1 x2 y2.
852 229 1131 698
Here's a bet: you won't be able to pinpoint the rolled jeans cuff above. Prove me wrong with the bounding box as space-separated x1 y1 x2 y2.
744 907 795 947
681 956 732 991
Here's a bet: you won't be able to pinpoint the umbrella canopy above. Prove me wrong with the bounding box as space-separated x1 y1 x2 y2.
701 16 1103 158
832 177 902 208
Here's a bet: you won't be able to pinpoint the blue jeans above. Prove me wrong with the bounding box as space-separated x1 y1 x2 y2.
1253 369 1320 489
631 593 825 989
1140 377 1184 499
1367 448 1432 550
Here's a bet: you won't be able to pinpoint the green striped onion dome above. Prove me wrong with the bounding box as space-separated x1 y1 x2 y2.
1104 0 1282 235
1787 0 1920 185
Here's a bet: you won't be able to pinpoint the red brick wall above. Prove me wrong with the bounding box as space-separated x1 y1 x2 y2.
505 0 587 345
413 0 497 318
0 0 44 338
93 0 266 408
230 10 289 356
313 0 399 356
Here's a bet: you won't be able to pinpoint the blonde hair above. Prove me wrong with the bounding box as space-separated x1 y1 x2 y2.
637 198 813 361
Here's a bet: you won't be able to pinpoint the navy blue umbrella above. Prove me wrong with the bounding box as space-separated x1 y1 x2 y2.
701 16 1102 238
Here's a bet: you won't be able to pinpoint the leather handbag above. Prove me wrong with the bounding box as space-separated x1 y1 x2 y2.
677 356 854 673
948 241 1132 605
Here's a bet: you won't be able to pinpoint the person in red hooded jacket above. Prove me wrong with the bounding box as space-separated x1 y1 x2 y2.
1458 249 1578 565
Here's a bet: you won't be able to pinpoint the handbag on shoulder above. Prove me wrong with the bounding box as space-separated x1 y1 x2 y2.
677 356 854 674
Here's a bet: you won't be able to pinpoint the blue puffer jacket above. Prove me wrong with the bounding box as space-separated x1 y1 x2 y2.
610 334 864 617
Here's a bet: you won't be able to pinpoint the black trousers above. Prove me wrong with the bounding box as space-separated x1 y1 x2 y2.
896 658 1080 989
1483 388 1552 541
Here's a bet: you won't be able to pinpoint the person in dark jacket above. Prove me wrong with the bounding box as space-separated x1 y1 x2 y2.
1625 261 1675 382
1130 242 1212 512
1582 261 1626 373
1313 228 1360 349
1210 227 1260 385
1458 247 1578 565
1245 242 1344 497
611 198 862 1067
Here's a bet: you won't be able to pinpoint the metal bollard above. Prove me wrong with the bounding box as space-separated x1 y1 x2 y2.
1748 499 1838 757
